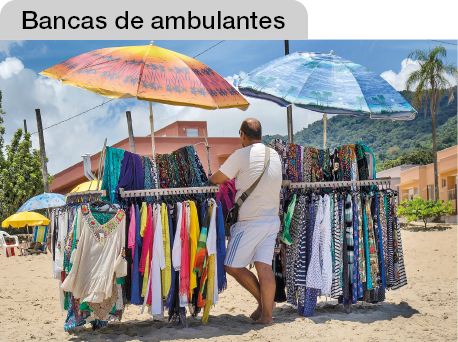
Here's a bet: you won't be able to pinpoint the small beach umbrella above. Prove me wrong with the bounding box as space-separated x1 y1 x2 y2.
16 193 66 213
70 179 101 193
237 51 417 147
2 212 50 228
40 42 250 160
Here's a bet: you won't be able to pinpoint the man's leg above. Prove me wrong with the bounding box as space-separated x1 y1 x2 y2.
224 265 263 319
253 261 276 324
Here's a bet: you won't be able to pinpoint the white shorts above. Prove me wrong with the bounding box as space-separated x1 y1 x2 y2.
224 217 280 268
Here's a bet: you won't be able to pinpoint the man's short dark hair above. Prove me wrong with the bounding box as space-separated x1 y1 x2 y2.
240 119 262 140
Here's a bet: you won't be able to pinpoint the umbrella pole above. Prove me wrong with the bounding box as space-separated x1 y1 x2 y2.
287 106 293 143
149 101 157 165
323 113 327 149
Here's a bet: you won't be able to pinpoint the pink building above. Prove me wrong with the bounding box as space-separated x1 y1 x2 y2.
50 121 241 194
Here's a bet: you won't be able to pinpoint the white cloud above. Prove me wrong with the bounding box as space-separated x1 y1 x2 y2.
0 41 24 56
381 58 457 91
0 57 24 79
0 65 323 176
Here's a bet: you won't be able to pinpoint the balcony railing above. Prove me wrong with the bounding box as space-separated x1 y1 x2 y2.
448 188 457 201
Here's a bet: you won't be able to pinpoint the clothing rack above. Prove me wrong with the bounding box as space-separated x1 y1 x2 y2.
282 178 391 189
118 178 391 199
119 186 220 198
66 190 107 203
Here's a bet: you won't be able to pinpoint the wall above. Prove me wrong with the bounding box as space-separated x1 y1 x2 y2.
397 145 457 214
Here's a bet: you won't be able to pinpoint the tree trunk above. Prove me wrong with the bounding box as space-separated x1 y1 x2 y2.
436 91 440 118
424 219 427 229
424 91 428 119
430 85 439 202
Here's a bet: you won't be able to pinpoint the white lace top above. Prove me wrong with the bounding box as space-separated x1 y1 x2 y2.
61 204 127 303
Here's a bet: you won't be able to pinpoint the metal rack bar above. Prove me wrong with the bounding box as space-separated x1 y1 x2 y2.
283 178 391 189
115 178 392 199
119 186 220 198
66 190 107 197
66 190 107 203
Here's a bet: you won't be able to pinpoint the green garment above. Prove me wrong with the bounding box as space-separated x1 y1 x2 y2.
282 194 296 245
101 146 125 204
358 142 376 179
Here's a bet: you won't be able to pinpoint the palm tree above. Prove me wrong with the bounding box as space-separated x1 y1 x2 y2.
356 96 365 111
406 45 457 202
311 90 321 105
322 91 333 106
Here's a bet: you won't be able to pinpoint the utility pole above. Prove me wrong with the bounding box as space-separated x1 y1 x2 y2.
23 119 27 134
126 111 136 153
35 109 49 193
285 40 293 144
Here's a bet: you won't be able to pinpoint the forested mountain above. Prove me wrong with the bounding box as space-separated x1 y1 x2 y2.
263 86 457 169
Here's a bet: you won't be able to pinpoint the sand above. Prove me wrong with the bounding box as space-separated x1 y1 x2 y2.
0 223 456 342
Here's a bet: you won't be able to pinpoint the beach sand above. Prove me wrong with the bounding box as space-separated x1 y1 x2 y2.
1 223 456 342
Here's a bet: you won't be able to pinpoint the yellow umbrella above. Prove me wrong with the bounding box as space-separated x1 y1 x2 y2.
70 179 101 193
2 212 50 228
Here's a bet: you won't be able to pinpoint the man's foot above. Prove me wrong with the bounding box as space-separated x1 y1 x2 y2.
250 302 276 321
252 316 275 325
250 305 262 321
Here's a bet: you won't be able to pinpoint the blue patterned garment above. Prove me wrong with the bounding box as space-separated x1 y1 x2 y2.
296 196 309 316
352 195 362 303
362 196 372 290
130 204 143 305
64 295 90 331
302 194 320 317
216 203 228 292
143 156 157 203
376 194 386 291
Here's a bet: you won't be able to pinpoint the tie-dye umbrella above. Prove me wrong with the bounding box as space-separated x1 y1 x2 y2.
16 193 66 213
40 42 249 156
236 52 416 146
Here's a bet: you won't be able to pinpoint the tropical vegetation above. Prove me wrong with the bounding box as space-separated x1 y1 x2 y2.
0 90 53 233
398 197 453 229
262 86 457 172
405 45 457 201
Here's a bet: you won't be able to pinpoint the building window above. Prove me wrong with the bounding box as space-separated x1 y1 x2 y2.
443 179 446 188
186 128 198 137
414 187 418 195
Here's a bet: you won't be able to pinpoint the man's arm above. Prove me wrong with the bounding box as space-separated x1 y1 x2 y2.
209 170 229 185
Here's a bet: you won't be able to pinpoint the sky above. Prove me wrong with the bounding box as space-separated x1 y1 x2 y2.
0 39 456 175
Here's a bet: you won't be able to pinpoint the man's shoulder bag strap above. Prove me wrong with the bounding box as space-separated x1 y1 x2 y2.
235 145 270 207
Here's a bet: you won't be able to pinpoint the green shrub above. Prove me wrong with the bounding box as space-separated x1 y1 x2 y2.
398 197 454 229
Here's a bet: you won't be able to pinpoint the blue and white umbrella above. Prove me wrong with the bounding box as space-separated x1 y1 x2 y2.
16 193 66 213
237 52 416 120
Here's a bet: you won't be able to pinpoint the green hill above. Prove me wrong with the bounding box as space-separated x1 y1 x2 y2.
263 86 457 168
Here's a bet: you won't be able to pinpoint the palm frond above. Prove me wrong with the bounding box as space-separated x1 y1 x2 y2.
407 49 428 62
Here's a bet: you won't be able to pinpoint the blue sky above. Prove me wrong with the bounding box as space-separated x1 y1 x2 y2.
9 39 458 79
0 39 456 174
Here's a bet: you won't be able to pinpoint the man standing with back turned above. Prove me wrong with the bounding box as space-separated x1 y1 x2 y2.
209 118 282 325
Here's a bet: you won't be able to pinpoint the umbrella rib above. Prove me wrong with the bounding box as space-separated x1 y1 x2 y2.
290 57 329 106
57 48 120 81
135 45 154 97
243 53 298 85
341 63 372 114
168 50 219 109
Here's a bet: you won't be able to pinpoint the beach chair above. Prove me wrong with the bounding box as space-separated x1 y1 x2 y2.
0 231 21 258
25 225 48 254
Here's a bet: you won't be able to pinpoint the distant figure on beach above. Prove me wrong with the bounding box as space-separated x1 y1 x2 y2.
210 118 282 325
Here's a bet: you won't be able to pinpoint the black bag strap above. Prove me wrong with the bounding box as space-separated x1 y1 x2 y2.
234 145 270 208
